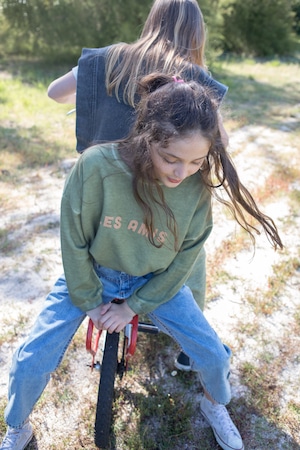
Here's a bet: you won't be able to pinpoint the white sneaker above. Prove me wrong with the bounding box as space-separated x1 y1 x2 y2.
200 395 244 450
0 420 33 450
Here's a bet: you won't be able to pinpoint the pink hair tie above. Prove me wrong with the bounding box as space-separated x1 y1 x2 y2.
172 76 184 83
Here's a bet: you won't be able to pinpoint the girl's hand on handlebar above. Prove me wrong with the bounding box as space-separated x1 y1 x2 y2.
86 304 104 330
100 301 135 333
86 302 135 333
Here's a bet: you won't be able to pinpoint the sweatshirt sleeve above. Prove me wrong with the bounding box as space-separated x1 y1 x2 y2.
60 155 104 312
126 192 213 314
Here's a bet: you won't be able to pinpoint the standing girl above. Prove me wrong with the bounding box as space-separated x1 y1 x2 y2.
48 0 229 370
1 73 282 450
48 0 229 151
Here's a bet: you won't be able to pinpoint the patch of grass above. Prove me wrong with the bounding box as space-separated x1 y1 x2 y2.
239 324 300 441
269 257 300 296
252 166 300 205
246 289 280 316
0 399 7 436
0 64 76 171
0 312 31 345
0 227 16 253
113 383 194 450
206 231 252 300
294 306 300 328
290 187 300 212
0 57 71 88
214 56 300 131
288 401 300 418
244 257 299 316
233 320 261 347
240 361 280 416
174 368 199 389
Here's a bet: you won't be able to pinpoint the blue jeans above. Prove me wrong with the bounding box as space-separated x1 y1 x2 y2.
5 267 231 428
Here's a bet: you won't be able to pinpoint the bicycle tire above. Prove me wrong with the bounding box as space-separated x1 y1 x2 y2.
94 331 119 449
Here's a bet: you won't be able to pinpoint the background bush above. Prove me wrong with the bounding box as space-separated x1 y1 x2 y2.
0 0 299 63
222 0 298 56
0 0 152 62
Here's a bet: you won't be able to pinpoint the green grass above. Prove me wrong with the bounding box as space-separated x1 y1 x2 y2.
0 58 76 173
213 56 300 132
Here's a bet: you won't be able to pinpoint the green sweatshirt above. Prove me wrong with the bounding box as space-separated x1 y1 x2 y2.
61 143 213 314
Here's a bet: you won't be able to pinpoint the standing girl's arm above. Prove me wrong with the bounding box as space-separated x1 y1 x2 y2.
47 70 77 104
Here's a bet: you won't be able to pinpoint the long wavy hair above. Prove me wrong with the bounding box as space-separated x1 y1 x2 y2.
105 0 206 106
119 73 283 251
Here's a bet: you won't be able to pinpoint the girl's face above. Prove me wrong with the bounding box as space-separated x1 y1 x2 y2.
150 132 210 188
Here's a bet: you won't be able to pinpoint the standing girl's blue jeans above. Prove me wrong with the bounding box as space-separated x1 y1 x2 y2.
5 267 231 428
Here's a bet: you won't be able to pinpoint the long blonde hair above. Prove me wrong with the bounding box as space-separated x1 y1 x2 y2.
105 0 206 106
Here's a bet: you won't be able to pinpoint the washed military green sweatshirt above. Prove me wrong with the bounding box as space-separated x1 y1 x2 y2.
61 143 213 314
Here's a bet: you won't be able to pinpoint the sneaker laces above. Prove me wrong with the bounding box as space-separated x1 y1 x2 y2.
211 404 239 436
2 427 21 446
1 422 31 449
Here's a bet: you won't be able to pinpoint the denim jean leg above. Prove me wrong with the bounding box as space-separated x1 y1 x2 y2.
94 266 231 403
148 285 232 405
5 275 86 428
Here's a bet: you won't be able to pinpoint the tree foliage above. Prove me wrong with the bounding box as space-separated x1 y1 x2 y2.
0 0 151 61
0 0 299 61
221 0 298 56
292 0 300 34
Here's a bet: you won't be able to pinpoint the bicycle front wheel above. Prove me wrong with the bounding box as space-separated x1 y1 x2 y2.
94 331 119 449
